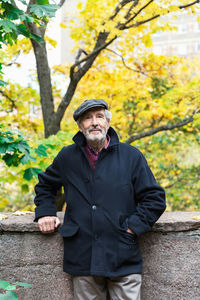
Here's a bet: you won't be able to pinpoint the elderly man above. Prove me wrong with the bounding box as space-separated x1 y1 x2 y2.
34 99 166 300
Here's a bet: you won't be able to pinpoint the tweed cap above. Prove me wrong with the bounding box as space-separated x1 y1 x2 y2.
73 99 108 121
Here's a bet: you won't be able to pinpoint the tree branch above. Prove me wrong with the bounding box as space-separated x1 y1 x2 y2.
124 0 154 26
110 0 133 21
3 51 21 67
26 0 47 37
58 0 66 8
54 1 136 124
0 91 17 110
125 110 199 144
55 33 117 123
105 48 148 76
123 14 160 29
180 0 200 9
75 48 88 61
54 0 200 127
28 0 200 138
125 0 140 20
74 48 88 70
165 178 182 189
70 35 117 80
119 0 200 30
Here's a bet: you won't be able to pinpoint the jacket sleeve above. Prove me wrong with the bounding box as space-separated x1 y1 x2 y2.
128 151 166 236
34 151 63 222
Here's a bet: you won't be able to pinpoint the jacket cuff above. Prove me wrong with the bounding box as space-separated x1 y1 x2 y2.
34 206 57 222
127 215 151 237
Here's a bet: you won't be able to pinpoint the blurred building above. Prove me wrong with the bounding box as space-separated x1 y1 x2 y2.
60 3 200 62
60 0 84 64
152 13 200 56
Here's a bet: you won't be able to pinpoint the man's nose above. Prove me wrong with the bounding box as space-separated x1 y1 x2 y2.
91 116 98 126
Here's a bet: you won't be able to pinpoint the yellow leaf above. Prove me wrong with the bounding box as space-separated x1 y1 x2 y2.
77 2 83 10
0 214 8 220
192 217 200 220
12 211 33 216
60 23 67 29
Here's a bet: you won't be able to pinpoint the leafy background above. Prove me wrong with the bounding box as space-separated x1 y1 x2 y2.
0 0 200 213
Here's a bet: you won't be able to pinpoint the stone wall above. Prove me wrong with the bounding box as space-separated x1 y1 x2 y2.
0 212 200 300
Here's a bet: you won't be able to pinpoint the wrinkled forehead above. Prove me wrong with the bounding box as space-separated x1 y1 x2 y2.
81 107 105 118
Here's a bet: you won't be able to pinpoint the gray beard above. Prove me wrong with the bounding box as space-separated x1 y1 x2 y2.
82 126 108 152
87 136 106 153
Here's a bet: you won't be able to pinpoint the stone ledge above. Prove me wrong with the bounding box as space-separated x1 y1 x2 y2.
0 211 200 233
152 211 200 232
0 212 64 233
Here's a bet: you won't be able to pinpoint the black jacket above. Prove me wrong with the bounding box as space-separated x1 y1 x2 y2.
34 127 166 276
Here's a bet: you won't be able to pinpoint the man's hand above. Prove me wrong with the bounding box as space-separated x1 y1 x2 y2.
126 228 136 235
38 216 61 234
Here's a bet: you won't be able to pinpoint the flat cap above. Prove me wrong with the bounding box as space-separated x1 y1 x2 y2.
73 99 108 121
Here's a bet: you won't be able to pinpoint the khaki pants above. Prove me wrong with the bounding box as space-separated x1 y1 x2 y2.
73 274 142 300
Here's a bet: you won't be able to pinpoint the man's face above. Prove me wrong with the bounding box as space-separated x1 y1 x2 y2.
78 108 110 143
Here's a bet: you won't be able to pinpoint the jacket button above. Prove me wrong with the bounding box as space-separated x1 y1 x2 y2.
92 205 97 210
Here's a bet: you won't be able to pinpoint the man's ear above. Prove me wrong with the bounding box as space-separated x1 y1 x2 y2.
78 122 83 132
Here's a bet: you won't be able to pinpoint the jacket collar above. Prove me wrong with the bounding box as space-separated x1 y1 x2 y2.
72 127 119 149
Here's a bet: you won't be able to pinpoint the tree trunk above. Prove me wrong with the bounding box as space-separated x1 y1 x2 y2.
30 38 60 138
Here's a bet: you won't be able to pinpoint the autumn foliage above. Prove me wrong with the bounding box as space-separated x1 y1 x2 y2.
0 0 200 212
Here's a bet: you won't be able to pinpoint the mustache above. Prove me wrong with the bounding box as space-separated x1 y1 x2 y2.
88 126 102 133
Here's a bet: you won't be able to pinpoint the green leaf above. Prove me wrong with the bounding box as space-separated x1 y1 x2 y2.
0 80 8 86
23 167 41 181
19 14 34 23
30 33 44 43
0 20 17 33
6 144 18 153
17 141 30 153
36 0 49 4
45 143 55 149
0 294 7 300
15 24 31 38
35 144 48 157
21 184 29 193
4 285 16 291
20 154 30 164
3 153 20 166
0 144 8 154
4 31 18 45
13 282 32 288
23 169 33 181
29 4 59 18
5 291 18 300
0 136 11 143
20 153 36 165
0 281 9 289
3 4 24 21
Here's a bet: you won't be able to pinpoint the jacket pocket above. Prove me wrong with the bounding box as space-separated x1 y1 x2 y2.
58 222 79 237
119 229 137 245
117 230 141 268
117 217 141 267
